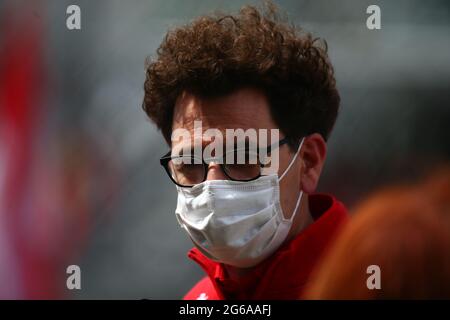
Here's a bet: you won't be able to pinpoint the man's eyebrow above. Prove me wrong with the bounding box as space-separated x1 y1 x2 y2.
225 138 271 152
225 137 259 148
175 141 208 156
174 137 270 156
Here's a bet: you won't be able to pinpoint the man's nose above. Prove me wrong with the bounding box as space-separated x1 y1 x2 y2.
205 162 228 181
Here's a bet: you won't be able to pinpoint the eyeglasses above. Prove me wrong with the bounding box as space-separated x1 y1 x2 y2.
160 137 289 187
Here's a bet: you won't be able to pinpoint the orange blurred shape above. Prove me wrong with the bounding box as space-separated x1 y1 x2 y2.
304 166 450 299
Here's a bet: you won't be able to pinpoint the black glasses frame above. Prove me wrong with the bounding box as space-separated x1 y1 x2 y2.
160 137 290 187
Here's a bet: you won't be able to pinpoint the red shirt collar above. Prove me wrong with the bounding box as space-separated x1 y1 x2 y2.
187 193 349 299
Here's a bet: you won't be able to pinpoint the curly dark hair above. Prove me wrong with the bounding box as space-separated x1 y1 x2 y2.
143 2 340 148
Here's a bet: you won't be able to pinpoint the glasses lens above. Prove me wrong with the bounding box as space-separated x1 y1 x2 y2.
168 157 204 186
223 149 261 181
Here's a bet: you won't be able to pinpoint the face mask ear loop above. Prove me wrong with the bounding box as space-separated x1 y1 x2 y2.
286 190 304 223
278 138 305 182
278 137 305 223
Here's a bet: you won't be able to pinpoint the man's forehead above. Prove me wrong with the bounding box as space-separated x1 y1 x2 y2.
172 115 275 148
171 124 281 154
172 88 277 131
171 89 281 151
173 133 259 148
172 107 264 134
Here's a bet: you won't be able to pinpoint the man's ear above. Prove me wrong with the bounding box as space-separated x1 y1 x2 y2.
299 133 327 193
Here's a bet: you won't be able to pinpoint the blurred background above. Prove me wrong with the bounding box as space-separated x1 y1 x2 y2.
0 0 449 299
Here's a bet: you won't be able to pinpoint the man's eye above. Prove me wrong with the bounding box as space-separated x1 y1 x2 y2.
174 162 201 173
176 163 192 171
172 162 184 170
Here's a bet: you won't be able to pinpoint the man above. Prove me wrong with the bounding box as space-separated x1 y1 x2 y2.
142 3 348 300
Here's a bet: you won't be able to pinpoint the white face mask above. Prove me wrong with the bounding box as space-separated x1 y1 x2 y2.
175 138 305 268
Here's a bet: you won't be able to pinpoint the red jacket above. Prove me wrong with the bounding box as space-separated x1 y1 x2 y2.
183 193 348 300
